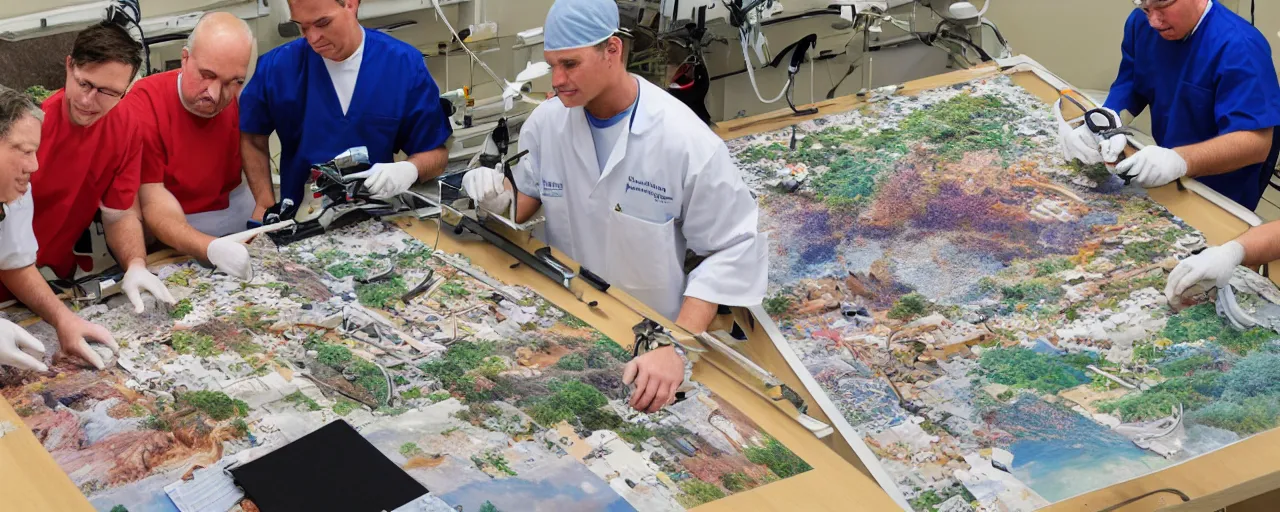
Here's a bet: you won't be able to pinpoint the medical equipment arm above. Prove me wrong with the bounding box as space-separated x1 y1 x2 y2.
680 146 768 308
1177 128 1274 179
241 132 275 221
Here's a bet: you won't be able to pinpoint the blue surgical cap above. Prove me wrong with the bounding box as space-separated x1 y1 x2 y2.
544 0 620 51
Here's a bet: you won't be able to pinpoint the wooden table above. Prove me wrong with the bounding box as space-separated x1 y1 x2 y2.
713 61 1280 512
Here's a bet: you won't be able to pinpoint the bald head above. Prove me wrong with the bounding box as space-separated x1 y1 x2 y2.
179 12 254 118
187 12 254 55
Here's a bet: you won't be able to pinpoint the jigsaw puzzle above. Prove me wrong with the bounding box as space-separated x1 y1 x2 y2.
729 75 1280 511
0 221 810 512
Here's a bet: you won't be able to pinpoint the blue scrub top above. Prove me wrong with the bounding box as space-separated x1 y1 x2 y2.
1104 6 1280 210
239 28 453 205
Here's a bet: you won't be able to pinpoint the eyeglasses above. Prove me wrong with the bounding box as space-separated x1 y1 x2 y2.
70 69 126 101
1134 0 1179 10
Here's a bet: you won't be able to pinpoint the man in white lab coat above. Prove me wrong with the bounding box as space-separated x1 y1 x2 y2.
463 0 767 413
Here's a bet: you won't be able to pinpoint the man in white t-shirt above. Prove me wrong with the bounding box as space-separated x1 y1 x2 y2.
0 86 119 371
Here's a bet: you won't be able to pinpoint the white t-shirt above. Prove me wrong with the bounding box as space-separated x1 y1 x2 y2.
0 189 39 270
586 80 640 174
1190 0 1213 38
323 30 367 115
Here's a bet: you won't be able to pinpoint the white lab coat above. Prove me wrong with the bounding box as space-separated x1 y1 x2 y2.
515 77 767 321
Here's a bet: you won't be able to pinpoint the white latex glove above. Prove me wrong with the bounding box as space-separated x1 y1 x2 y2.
363 161 420 200
0 319 48 372
1165 241 1246 304
122 264 176 314
1097 132 1129 165
207 237 253 281
461 166 513 214
1060 107 1126 165
1117 145 1188 188
1062 124 1105 165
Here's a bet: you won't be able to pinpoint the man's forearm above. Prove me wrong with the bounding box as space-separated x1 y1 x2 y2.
0 266 76 329
140 184 214 260
675 296 719 334
407 146 450 182
1178 128 1274 179
1236 220 1280 267
514 192 542 224
241 133 276 209
102 203 149 269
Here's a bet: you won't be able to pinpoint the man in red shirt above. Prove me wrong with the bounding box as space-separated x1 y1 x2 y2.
24 22 175 324
123 13 254 280
0 23 177 370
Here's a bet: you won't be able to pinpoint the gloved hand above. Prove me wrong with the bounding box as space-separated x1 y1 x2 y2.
363 161 420 200
1165 241 1245 304
55 316 118 370
1060 107 1126 165
122 264 176 314
207 237 253 281
1117 145 1188 188
462 166 514 214
0 319 48 372
1097 133 1129 165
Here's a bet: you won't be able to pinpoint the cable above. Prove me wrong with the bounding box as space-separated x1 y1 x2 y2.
430 0 506 95
1096 488 1190 512
1251 0 1256 26
982 20 1008 48
738 29 790 104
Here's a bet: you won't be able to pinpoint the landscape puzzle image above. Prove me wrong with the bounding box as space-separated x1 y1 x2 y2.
728 75 1280 512
0 222 811 512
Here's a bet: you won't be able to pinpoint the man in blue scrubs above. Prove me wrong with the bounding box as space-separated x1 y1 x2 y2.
239 0 453 221
1067 0 1280 210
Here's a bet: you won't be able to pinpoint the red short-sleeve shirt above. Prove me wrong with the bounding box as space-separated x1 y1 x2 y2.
121 70 242 214
30 90 142 279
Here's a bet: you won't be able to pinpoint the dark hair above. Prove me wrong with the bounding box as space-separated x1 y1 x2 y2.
0 86 42 141
70 21 144 77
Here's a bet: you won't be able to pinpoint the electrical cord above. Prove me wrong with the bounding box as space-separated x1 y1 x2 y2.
430 0 541 111
927 19 993 63
1096 488 1191 512
982 20 1008 48
738 28 791 104
431 0 506 92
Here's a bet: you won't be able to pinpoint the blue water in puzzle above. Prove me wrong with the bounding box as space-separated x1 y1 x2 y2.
998 397 1170 502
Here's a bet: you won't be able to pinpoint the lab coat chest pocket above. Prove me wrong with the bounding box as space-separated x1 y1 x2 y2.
605 210 684 319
